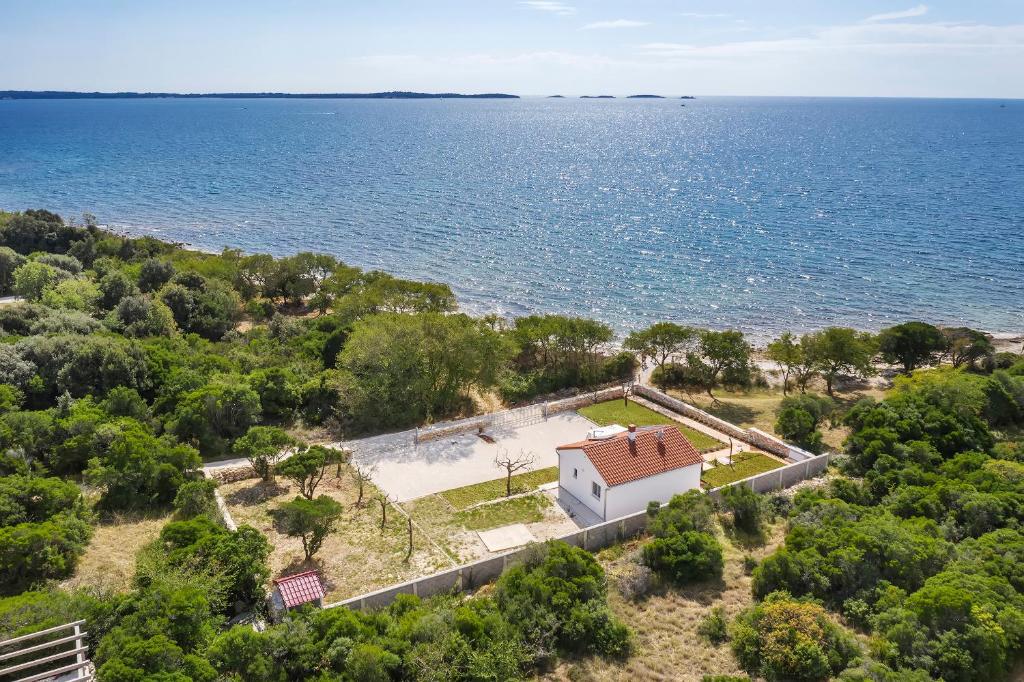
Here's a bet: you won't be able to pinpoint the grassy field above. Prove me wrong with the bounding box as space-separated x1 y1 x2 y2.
673 383 890 451
63 511 171 593
439 466 559 509
579 400 724 453
220 465 455 602
546 520 789 681
701 451 785 488
403 492 575 563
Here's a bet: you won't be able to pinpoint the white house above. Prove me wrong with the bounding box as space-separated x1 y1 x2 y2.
556 423 703 521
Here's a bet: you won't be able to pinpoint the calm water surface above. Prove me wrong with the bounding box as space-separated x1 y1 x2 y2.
0 97 1021 337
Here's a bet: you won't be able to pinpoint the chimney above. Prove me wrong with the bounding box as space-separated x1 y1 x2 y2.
657 428 666 456
627 424 637 454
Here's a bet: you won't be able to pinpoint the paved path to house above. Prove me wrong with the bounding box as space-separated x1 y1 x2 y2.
336 411 597 502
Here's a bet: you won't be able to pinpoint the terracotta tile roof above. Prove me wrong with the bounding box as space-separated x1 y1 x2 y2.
557 426 703 487
273 570 325 608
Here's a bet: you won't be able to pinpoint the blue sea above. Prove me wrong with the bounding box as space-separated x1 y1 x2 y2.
1 97 1021 338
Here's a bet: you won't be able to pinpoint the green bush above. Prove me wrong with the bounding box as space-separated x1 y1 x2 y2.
602 351 638 382
720 484 764 534
732 592 859 682
698 606 729 644
173 478 219 519
642 531 724 584
495 541 632 660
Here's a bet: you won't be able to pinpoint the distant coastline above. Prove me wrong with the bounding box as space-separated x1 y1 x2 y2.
0 90 520 100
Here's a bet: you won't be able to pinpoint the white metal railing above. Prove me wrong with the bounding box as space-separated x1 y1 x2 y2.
0 620 91 681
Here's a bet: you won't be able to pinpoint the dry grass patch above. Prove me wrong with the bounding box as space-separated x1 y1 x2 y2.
63 511 172 593
672 383 890 451
219 465 454 603
547 520 788 682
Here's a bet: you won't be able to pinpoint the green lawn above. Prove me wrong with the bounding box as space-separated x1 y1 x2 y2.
439 466 559 510
578 400 725 453
701 451 785 488
455 494 551 531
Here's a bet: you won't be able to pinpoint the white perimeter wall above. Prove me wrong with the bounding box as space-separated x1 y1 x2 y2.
558 448 607 519
604 463 702 520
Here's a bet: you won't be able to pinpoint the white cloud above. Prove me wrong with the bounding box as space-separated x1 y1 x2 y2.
863 4 928 23
581 19 649 30
679 13 731 19
521 1 575 16
637 19 1024 59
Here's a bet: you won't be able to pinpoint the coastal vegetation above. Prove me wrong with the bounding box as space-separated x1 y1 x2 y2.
1 208 1023 680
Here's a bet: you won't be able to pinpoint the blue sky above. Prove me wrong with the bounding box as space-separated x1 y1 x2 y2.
2 1 1022 97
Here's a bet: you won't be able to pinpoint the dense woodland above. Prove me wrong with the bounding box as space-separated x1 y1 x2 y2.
0 208 1022 681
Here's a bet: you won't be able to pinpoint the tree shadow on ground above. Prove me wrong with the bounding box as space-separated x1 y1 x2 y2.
654 573 729 607
702 399 758 426
722 522 769 551
224 480 288 507
277 556 323 580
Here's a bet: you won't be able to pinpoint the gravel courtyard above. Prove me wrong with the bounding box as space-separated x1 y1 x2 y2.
341 411 597 502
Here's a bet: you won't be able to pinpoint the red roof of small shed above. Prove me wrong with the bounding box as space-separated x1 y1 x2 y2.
273 570 325 608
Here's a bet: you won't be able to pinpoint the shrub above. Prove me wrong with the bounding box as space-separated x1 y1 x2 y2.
138 258 175 293
34 253 82 275
731 592 860 682
648 490 717 536
173 479 219 519
13 262 69 300
775 393 833 453
0 512 92 594
642 530 724 584
602 351 638 381
698 606 729 644
495 541 631 660
651 361 695 389
157 517 271 606
721 484 764 534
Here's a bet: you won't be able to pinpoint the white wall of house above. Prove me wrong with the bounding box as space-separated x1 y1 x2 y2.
557 448 607 519
604 463 702 520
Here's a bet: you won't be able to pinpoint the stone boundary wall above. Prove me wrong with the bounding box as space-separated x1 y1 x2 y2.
206 464 258 483
633 385 795 459
414 386 624 444
747 428 816 461
325 451 832 612
201 469 239 531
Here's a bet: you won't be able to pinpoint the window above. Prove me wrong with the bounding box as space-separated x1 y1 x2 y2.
592 481 601 499
573 468 578 479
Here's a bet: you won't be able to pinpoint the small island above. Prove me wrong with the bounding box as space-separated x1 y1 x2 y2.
546 95 566 98
0 90 520 100
627 94 665 99
680 95 696 99
580 95 616 99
